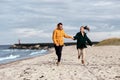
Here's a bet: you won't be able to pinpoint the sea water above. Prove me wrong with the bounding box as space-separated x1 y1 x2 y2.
0 45 48 64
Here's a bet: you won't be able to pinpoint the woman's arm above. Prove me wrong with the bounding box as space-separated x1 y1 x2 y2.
73 33 78 40
85 34 92 46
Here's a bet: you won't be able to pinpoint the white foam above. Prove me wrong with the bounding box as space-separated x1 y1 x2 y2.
30 50 47 55
2 49 12 52
2 49 32 52
2 49 20 52
0 54 20 61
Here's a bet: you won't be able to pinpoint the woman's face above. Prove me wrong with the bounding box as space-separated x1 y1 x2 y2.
80 27 84 32
58 25 63 30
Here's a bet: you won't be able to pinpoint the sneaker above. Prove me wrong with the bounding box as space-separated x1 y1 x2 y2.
81 60 84 64
78 55 80 59
56 62 60 66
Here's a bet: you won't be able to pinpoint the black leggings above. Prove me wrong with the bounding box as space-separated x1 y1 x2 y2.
54 45 63 62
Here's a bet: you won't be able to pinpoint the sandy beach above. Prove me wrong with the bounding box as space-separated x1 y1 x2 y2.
0 45 120 80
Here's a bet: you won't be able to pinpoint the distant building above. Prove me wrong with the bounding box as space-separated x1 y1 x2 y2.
18 39 21 45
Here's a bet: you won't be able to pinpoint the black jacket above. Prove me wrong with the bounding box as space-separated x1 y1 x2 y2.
74 32 92 49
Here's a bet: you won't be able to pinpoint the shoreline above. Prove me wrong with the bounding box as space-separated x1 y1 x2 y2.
0 48 54 69
0 45 120 80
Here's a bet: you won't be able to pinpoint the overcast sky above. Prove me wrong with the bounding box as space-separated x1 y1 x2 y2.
0 0 120 44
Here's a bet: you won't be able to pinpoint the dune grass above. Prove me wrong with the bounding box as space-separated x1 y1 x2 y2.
96 38 120 46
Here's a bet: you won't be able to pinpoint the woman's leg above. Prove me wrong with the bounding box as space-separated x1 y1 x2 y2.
77 49 80 59
81 48 85 64
77 49 82 59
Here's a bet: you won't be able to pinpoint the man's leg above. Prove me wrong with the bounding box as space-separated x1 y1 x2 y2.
54 45 59 62
57 46 63 62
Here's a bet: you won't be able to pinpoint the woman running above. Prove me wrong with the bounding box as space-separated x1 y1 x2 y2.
73 26 92 64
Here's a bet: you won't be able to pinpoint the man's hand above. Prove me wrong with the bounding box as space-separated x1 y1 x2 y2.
56 44 59 46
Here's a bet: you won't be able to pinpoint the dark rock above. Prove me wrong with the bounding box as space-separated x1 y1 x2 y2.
23 78 30 80
39 75 44 78
115 76 120 78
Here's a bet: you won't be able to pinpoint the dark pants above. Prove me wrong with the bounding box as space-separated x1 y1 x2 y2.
54 45 63 62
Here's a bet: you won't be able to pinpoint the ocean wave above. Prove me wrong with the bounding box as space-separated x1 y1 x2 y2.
1 49 33 52
30 50 47 55
0 54 20 61
1 49 12 52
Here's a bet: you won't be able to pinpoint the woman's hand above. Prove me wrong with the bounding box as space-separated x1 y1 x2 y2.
71 37 74 40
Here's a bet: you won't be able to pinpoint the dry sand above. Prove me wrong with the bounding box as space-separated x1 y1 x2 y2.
0 45 120 80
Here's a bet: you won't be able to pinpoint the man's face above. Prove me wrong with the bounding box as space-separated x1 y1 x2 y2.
58 25 63 30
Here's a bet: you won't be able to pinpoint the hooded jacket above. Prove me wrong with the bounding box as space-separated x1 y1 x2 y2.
52 28 72 46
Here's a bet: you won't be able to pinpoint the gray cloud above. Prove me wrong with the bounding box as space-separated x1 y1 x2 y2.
0 0 120 44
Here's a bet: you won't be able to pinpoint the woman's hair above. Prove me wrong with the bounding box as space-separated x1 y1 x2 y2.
84 26 90 31
57 23 63 27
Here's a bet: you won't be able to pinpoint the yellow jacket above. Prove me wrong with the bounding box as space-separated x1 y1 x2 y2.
52 28 72 46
